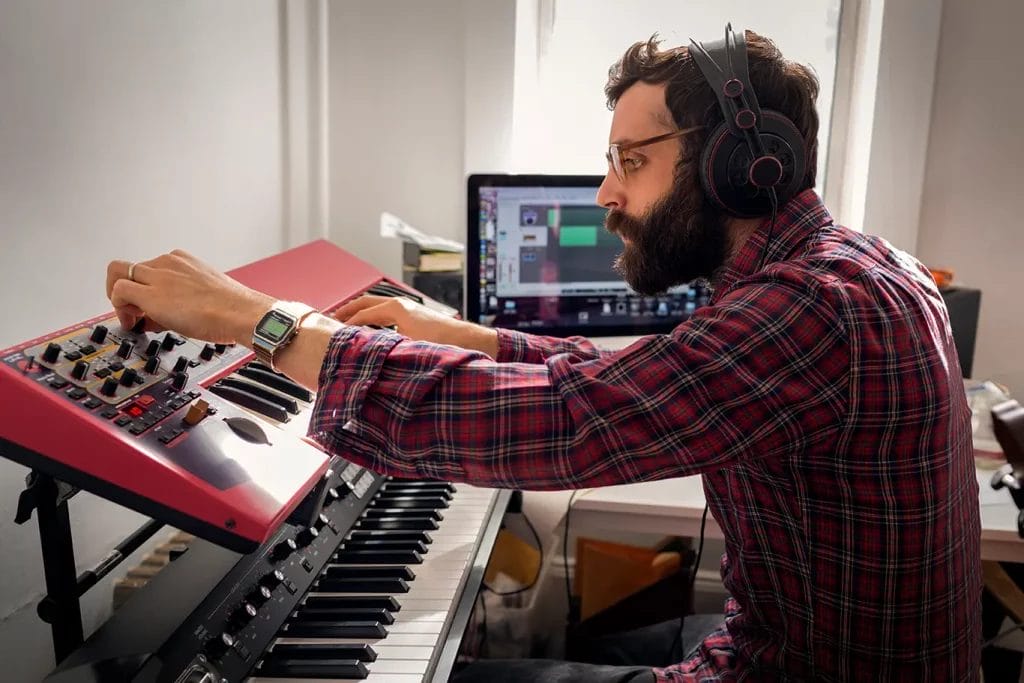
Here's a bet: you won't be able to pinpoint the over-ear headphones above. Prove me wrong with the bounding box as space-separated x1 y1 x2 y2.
688 24 807 218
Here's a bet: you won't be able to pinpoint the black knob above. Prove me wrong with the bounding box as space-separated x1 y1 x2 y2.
204 632 234 660
171 371 188 391
71 360 90 380
42 342 62 364
100 377 119 397
227 602 258 631
199 344 215 361
296 526 319 547
247 585 273 607
117 340 134 359
161 333 177 351
145 339 160 357
323 487 341 506
173 355 189 373
120 368 139 387
313 513 329 530
90 325 108 344
214 343 227 354
260 569 285 590
270 538 298 562
144 356 161 374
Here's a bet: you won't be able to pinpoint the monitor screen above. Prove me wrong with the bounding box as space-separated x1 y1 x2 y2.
465 174 710 338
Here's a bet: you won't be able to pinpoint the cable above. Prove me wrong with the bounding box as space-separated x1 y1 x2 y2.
756 188 779 273
482 509 544 596
667 503 710 662
564 490 581 622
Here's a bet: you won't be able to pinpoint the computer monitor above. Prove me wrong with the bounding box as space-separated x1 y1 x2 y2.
465 173 710 340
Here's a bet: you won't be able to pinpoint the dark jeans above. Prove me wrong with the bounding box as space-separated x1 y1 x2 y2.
451 614 723 683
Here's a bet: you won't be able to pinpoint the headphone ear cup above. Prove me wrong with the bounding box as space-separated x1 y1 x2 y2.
698 110 808 218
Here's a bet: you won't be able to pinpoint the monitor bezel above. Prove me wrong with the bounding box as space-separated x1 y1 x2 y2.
465 172 688 339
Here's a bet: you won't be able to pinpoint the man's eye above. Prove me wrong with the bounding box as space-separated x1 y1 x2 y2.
623 156 644 170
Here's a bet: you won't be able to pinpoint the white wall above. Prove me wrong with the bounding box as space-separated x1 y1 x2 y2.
916 0 1024 396
0 2 290 679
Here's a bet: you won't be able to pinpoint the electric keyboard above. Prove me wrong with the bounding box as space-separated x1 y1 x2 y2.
0 240 509 682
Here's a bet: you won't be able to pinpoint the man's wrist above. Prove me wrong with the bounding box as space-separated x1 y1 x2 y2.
231 291 276 348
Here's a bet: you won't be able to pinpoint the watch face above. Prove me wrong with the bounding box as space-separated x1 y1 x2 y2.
256 310 295 343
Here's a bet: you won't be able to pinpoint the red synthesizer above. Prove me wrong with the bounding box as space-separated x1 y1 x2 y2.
0 240 446 552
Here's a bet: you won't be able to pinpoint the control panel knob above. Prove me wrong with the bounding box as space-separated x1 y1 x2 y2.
100 377 119 397
90 325 108 344
313 513 329 530
270 537 298 562
247 585 273 607
323 487 341 506
144 356 161 374
204 632 235 660
214 343 227 354
171 371 189 391
42 342 62 364
71 360 90 380
260 569 285 590
119 368 139 387
227 602 258 631
296 526 319 547
173 355 189 373
161 333 178 351
116 340 134 359
199 344 215 361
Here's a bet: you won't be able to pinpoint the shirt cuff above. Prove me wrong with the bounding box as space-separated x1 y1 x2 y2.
495 328 531 363
307 325 403 449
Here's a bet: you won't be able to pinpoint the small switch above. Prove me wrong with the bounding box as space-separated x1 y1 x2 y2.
199 344 216 361
144 356 161 374
161 333 177 351
120 368 139 387
71 360 90 380
171 371 188 391
173 355 189 373
182 398 210 426
100 377 119 397
90 325 108 344
42 342 61 364
117 340 134 359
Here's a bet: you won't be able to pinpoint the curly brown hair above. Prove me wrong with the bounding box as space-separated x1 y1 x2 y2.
605 31 820 191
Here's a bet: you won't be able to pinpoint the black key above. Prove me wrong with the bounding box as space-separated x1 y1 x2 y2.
237 366 314 401
256 656 368 679
377 490 452 502
100 407 119 419
49 378 69 389
347 530 432 544
364 507 443 521
370 497 449 510
333 549 422 565
314 577 409 593
270 642 376 662
340 539 428 554
291 607 394 624
302 595 401 612
246 361 280 375
356 517 439 532
83 397 101 410
218 377 299 414
279 620 387 639
323 565 415 580
207 384 289 422
66 387 87 401
366 281 423 304
385 480 455 491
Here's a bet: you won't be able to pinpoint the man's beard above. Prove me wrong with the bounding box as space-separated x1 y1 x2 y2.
605 173 728 295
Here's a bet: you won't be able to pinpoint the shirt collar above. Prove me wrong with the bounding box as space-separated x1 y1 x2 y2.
711 189 834 299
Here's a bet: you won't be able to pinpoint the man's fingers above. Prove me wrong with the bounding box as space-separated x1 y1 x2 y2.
345 307 395 329
333 295 391 322
106 259 131 299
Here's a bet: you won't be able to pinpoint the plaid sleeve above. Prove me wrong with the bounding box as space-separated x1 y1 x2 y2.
495 328 606 363
310 275 848 489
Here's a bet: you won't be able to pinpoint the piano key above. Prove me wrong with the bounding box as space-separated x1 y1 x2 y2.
345 530 432 545
279 620 387 639
368 497 449 510
253 656 368 679
334 550 422 565
363 507 443 521
301 595 401 612
207 384 289 422
321 566 415 580
275 632 437 648
339 539 429 554
237 366 314 401
268 642 377 662
313 577 410 593
355 518 439 532
290 607 394 625
216 376 300 414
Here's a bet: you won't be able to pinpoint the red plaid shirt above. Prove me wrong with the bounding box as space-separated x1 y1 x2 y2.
310 189 981 681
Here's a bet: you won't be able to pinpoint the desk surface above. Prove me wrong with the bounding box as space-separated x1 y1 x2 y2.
573 468 1023 563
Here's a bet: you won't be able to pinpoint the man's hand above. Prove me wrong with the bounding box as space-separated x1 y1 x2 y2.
333 295 499 357
105 250 274 344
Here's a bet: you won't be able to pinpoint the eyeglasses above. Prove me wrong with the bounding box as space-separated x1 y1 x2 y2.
605 126 704 182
